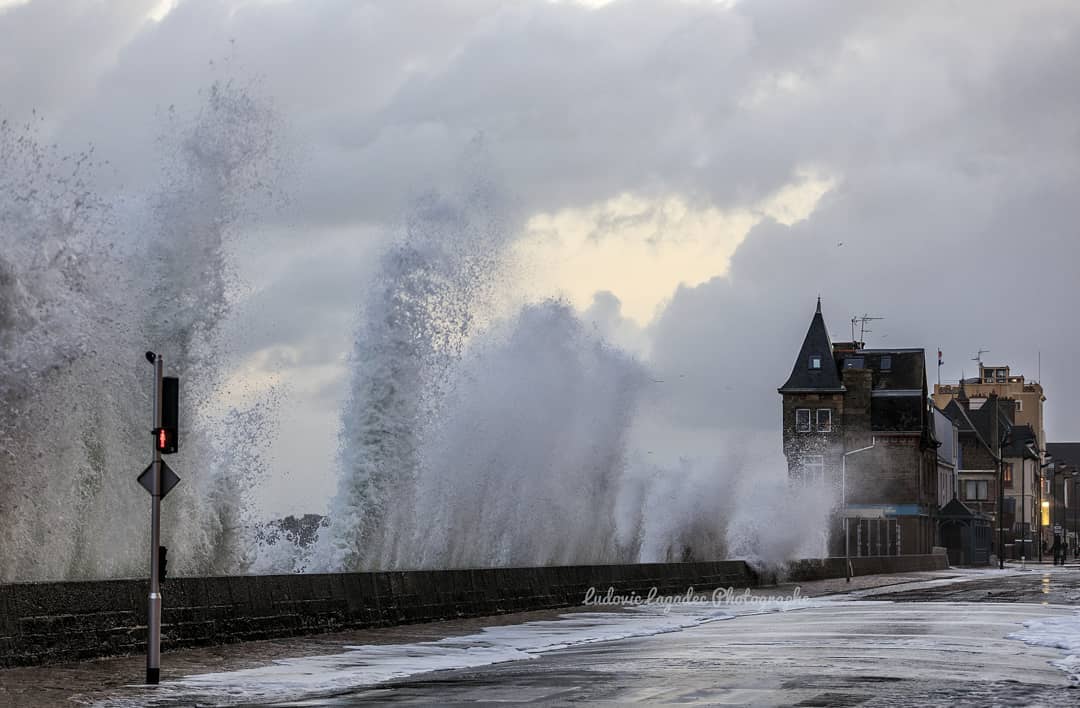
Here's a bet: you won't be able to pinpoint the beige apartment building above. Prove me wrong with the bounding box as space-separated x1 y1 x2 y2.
935 363 1047 558
933 363 1046 455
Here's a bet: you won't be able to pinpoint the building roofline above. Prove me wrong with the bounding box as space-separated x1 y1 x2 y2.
855 348 925 354
778 387 846 394
870 389 924 397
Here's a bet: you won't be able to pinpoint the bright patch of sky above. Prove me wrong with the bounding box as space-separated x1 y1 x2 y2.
517 172 835 323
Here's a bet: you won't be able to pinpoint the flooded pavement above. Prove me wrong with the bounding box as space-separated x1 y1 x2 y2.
2 568 1078 706
311 593 1079 706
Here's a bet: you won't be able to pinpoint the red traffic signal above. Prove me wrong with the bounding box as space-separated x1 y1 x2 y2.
154 427 178 454
156 376 179 454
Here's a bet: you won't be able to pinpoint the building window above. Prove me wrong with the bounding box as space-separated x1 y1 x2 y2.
965 480 989 501
880 355 892 371
1004 464 1013 488
844 357 864 369
796 409 811 433
809 355 822 370
816 409 832 432
803 455 824 485
1015 400 1023 412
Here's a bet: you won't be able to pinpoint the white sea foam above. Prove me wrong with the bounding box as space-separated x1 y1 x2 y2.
93 598 838 706
1008 611 1080 683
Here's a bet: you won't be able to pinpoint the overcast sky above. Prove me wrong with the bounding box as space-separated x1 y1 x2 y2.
4 0 1078 515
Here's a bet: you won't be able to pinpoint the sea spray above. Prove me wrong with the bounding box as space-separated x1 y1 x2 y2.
314 170 515 572
0 116 127 581
136 78 283 576
0 77 284 581
406 301 647 568
310 165 833 572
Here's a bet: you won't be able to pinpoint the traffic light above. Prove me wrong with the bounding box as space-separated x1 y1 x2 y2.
156 376 179 454
158 546 168 580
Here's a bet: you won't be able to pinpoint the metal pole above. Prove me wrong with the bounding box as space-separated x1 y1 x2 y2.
842 454 849 581
148 355 163 685
1022 461 1027 558
1037 468 1043 560
998 439 1005 570
842 439 876 581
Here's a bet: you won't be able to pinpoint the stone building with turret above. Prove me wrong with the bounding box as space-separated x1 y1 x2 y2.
779 300 939 556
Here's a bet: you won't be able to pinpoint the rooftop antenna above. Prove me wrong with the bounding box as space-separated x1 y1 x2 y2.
853 313 883 345
973 349 989 368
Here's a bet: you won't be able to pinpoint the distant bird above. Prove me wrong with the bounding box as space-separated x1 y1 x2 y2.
837 241 844 247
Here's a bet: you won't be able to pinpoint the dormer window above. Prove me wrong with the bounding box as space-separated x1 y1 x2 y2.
880 355 892 371
809 355 822 370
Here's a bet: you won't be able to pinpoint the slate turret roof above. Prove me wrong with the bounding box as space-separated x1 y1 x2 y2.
778 299 845 393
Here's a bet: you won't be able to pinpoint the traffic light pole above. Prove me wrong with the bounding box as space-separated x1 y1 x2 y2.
147 354 163 685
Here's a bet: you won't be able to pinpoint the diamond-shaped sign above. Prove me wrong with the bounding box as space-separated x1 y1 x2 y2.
137 461 181 499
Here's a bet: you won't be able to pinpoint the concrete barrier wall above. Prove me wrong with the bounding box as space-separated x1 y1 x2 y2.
782 553 948 583
0 554 946 668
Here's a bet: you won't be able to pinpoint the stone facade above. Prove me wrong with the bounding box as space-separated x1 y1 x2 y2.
779 302 939 556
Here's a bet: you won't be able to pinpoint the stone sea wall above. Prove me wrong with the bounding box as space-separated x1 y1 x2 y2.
0 554 947 667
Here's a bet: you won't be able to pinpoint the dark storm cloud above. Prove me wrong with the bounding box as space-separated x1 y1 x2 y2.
644 2 1080 441
3 0 1079 453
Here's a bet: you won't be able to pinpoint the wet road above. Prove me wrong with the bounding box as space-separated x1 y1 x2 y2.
3 568 1079 707
296 569 1080 707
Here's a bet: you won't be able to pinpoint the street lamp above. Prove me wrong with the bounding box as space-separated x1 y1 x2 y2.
1038 458 1054 560
997 429 1011 570
1022 442 1038 560
842 438 876 582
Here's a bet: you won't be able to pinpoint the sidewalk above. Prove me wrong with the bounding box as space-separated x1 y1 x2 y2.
0 569 968 707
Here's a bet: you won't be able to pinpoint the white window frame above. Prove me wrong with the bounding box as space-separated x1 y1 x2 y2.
796 408 811 433
809 355 822 370
816 408 832 433
1015 400 1023 412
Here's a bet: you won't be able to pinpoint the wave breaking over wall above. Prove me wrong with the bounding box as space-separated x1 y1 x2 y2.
299 171 832 574
0 78 282 582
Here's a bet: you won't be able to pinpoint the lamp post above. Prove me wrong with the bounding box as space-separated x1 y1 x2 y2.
1023 443 1038 560
1038 458 1053 560
997 429 1010 570
1046 461 1062 563
842 438 876 582
1057 463 1073 562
